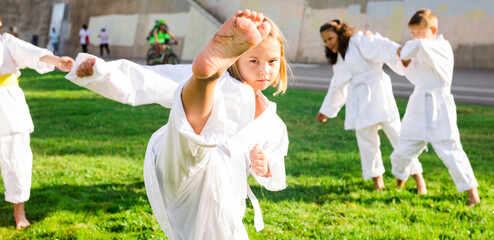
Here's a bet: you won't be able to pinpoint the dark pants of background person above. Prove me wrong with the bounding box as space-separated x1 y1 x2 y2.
82 44 87 53
52 42 59 54
100 44 110 57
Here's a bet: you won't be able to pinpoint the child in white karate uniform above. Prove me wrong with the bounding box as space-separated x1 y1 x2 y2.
0 16 74 228
67 10 289 239
317 20 426 192
391 9 480 206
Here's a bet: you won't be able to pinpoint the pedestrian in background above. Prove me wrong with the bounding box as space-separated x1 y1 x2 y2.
79 24 89 53
49 28 59 54
98 28 110 58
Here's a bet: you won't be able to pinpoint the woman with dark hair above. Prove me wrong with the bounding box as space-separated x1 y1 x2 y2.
316 20 426 193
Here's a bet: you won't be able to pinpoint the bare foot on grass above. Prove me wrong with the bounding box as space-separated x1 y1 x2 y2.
413 173 427 195
396 178 406 188
467 187 480 207
373 175 385 191
192 9 272 80
14 203 31 229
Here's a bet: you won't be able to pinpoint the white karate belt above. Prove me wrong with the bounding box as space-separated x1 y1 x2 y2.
422 86 450 128
349 69 382 119
417 86 450 151
221 140 265 232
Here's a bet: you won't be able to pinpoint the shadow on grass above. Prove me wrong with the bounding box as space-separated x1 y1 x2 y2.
249 180 476 209
0 181 149 228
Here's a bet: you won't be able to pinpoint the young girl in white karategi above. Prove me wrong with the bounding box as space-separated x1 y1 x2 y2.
391 9 480 206
66 10 289 239
0 16 74 228
316 20 426 192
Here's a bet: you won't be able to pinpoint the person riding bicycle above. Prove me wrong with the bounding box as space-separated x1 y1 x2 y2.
149 20 179 56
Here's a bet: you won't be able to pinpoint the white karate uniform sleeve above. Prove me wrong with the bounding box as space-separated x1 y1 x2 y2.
355 32 401 65
65 53 192 108
357 32 406 75
319 60 350 118
3 33 54 74
250 111 289 191
401 36 454 85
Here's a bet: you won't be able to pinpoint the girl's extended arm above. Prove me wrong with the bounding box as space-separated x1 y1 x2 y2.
39 54 74 72
66 53 190 108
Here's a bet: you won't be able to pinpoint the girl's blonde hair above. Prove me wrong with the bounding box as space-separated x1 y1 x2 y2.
227 17 291 96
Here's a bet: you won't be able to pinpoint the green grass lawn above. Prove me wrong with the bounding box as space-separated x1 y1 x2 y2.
0 69 493 239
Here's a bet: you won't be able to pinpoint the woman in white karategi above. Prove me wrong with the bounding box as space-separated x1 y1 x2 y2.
66 10 289 239
0 16 74 228
316 20 426 192
391 9 480 206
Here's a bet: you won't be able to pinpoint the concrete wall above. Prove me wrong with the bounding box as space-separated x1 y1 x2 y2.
1 0 493 69
195 0 494 69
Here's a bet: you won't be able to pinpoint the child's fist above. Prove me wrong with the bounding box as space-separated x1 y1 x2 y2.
56 56 74 72
250 144 271 177
76 58 96 77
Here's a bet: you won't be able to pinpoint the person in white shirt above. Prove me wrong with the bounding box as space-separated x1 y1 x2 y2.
79 24 89 53
391 8 480 207
98 28 110 58
66 9 289 239
0 16 74 229
317 20 426 192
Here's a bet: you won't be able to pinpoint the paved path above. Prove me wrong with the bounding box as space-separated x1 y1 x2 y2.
289 63 494 106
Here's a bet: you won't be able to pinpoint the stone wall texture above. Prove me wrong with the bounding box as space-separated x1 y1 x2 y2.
1 0 493 69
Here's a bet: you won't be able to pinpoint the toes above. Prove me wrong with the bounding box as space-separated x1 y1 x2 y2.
255 13 264 23
257 21 272 38
250 11 257 21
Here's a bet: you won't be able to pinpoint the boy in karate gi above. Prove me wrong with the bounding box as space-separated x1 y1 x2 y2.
0 16 74 228
391 9 480 206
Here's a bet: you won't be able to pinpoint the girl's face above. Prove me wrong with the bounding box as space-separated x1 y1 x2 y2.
237 37 281 92
321 29 339 53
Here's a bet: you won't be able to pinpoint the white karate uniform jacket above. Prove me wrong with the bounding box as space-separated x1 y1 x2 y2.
319 31 401 130
398 35 459 142
65 54 289 240
0 33 54 136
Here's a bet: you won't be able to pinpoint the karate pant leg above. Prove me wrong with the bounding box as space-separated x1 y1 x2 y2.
381 119 423 175
391 138 426 181
355 124 385 180
0 133 33 204
431 140 478 192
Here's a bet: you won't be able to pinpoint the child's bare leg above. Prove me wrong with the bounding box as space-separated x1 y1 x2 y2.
192 9 271 79
413 173 427 194
396 178 406 188
467 187 480 207
373 175 385 190
13 202 31 229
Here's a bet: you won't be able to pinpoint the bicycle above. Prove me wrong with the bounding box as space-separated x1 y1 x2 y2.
146 41 180 65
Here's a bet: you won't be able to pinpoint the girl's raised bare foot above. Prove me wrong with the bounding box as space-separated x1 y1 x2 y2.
14 203 31 229
373 175 385 190
192 9 272 80
413 173 427 195
467 187 480 207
